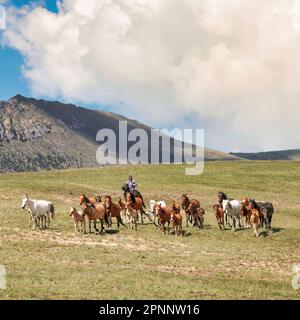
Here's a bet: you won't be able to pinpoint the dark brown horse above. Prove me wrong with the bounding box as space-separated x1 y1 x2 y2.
188 200 205 229
180 194 192 227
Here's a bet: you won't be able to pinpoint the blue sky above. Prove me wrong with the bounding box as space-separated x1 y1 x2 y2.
0 0 58 101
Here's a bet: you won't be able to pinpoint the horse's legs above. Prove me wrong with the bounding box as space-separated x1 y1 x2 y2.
100 219 104 233
140 210 144 224
135 215 137 231
269 215 273 230
153 214 158 227
186 213 189 227
45 214 49 229
89 220 92 233
94 220 99 233
28 215 32 228
200 216 204 228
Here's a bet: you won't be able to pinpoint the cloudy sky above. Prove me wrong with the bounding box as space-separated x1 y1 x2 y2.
1 0 300 152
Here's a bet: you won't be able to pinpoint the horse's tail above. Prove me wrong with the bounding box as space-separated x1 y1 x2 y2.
49 203 55 219
140 195 146 208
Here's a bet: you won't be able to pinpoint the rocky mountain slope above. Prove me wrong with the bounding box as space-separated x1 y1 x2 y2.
0 95 239 173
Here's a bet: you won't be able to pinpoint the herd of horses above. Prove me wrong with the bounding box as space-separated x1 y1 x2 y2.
20 187 275 238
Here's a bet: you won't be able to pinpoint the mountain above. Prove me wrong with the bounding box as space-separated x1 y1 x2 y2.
230 149 300 161
0 95 240 173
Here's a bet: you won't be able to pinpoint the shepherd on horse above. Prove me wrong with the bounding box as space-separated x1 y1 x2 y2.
122 175 146 208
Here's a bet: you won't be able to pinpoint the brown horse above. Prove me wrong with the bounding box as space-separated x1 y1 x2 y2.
180 194 192 227
125 193 147 224
240 197 252 228
103 196 125 229
180 194 203 227
117 198 126 223
188 199 205 229
170 201 183 236
154 204 172 234
213 204 225 229
81 202 106 234
125 193 141 231
79 194 101 206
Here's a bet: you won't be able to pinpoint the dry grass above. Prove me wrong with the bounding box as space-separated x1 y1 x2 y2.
0 161 299 300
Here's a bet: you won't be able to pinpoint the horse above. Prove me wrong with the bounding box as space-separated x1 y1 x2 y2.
117 198 127 223
188 199 205 229
79 194 101 206
213 204 225 229
21 195 55 230
149 200 166 226
251 201 274 232
240 197 252 228
81 202 106 234
154 204 172 234
103 196 125 229
180 194 205 229
249 199 261 237
69 208 86 233
125 193 140 231
222 199 241 229
180 194 192 227
122 185 148 223
170 201 183 236
122 184 146 207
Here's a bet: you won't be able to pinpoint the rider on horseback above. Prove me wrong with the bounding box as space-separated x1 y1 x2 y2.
126 175 137 192
122 175 146 208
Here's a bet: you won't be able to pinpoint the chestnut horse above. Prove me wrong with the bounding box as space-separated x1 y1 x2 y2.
170 201 183 236
103 196 125 229
213 204 225 229
124 192 148 224
117 198 126 223
154 204 172 234
81 202 106 234
240 197 252 228
125 193 142 231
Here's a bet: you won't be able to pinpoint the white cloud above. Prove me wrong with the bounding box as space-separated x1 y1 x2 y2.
2 0 300 152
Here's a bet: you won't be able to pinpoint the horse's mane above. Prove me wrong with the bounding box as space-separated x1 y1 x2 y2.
81 194 90 204
182 193 189 201
249 199 258 209
218 191 227 200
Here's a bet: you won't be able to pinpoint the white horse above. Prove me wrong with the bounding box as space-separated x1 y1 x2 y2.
21 195 55 230
222 199 241 229
149 200 166 226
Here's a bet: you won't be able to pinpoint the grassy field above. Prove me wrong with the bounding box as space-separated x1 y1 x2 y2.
0 161 299 300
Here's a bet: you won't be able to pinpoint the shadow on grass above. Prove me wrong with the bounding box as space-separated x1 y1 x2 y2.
259 228 285 237
168 230 192 237
104 229 119 235
271 227 284 233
